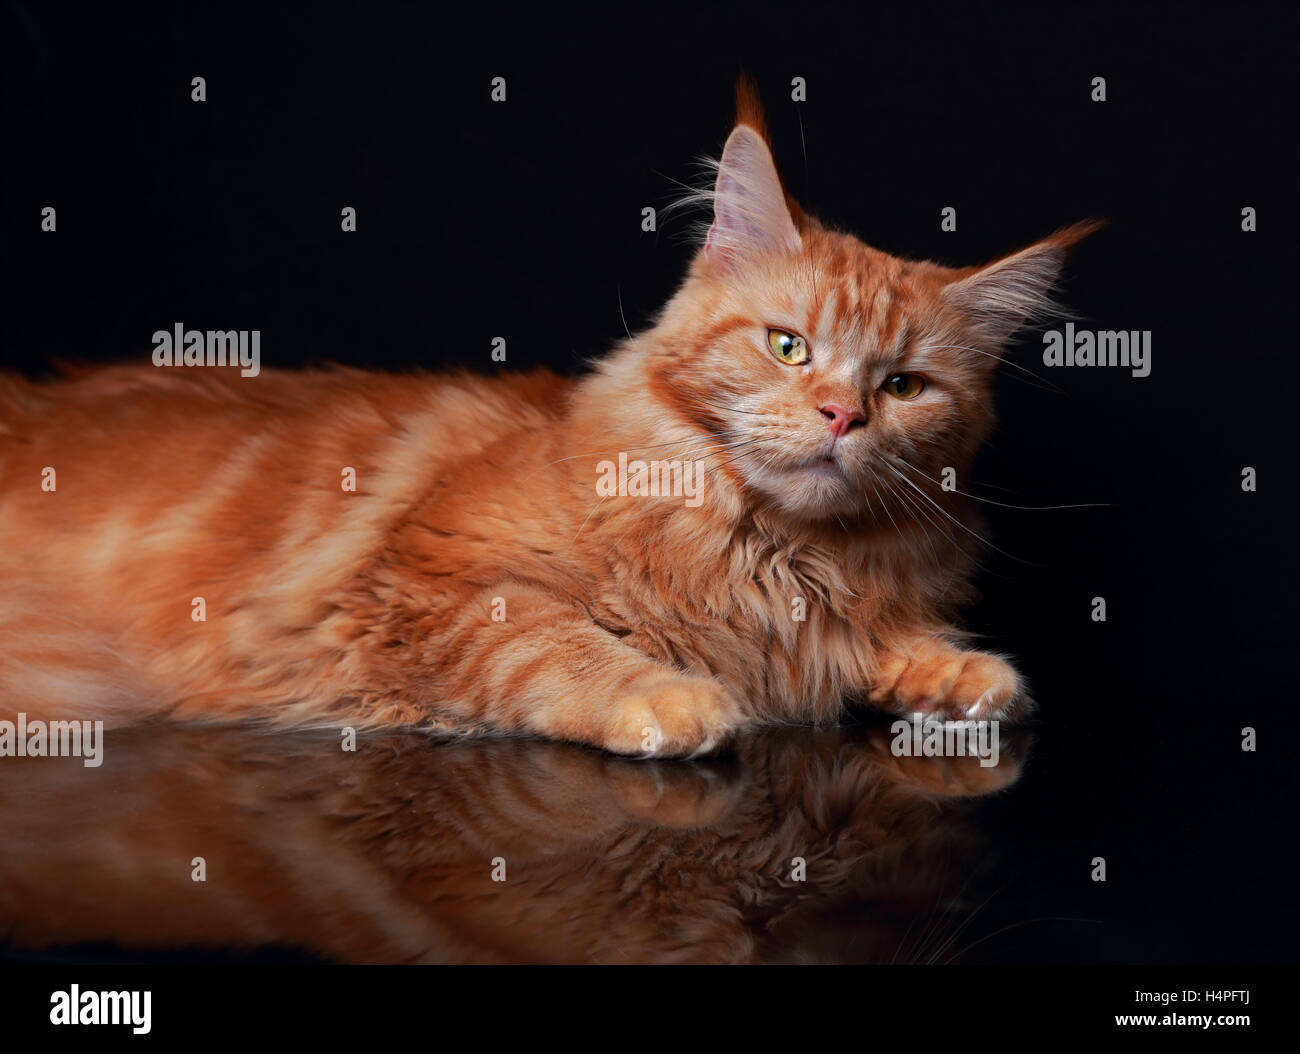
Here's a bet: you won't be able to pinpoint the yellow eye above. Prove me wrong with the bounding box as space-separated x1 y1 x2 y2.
767 329 810 365
883 373 925 400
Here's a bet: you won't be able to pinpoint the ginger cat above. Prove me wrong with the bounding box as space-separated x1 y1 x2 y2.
0 81 1096 755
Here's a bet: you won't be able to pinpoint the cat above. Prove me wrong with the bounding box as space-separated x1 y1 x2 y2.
0 79 1098 755
0 723 1026 964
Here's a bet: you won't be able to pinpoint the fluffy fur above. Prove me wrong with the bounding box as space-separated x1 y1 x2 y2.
0 82 1097 755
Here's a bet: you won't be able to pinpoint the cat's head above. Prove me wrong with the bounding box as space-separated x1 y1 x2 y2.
643 79 1100 524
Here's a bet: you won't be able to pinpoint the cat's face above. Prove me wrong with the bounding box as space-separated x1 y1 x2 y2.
646 89 1095 524
657 230 1001 522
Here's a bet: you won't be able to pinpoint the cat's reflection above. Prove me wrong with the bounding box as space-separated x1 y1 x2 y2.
0 719 1028 963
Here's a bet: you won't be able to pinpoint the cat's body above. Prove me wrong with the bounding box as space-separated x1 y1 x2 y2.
0 358 976 743
0 84 1095 754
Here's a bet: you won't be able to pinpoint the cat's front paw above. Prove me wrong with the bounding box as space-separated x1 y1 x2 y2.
603 675 746 758
869 642 1032 722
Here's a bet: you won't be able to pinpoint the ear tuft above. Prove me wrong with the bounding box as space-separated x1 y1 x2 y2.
733 72 771 147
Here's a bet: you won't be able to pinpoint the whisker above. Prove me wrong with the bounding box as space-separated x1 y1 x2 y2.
881 457 1045 567
895 460 1112 512
877 471 947 567
938 916 1103 965
616 286 634 341
915 343 1064 394
925 876 1013 966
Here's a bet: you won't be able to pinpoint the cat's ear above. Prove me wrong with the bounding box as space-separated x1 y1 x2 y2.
703 79 802 269
941 220 1104 347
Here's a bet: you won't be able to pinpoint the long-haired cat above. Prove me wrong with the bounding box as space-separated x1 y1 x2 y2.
0 80 1097 756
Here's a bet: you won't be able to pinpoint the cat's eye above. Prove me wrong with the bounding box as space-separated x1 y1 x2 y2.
767 329 810 366
883 373 926 400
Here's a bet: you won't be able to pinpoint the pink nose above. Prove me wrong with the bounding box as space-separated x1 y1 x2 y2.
819 402 865 439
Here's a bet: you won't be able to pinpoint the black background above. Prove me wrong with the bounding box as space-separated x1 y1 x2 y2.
2 1 1297 963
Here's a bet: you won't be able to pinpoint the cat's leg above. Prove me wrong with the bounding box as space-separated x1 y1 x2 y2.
415 585 748 757
866 632 1032 722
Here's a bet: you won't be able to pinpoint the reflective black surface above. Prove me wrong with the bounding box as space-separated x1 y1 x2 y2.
0 709 1288 965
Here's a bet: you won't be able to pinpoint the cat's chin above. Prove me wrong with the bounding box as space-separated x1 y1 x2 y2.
747 457 864 521
789 455 855 490
764 452 842 479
